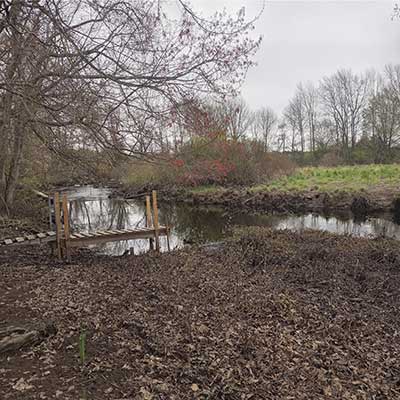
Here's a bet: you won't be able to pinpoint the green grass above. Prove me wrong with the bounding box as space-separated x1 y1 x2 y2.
189 185 225 194
251 164 400 193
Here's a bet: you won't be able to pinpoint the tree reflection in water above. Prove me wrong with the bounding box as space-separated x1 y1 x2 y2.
61 186 400 256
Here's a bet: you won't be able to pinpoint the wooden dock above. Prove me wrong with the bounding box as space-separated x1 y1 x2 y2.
0 227 169 248
0 190 170 259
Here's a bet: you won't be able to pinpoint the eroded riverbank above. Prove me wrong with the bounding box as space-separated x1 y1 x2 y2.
160 185 400 215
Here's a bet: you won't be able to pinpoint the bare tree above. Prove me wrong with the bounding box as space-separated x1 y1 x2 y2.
283 91 306 152
364 83 400 162
0 0 261 209
299 82 319 153
253 107 277 151
320 69 371 160
385 64 400 102
276 122 288 153
220 97 254 141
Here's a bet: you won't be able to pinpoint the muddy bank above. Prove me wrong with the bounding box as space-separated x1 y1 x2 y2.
1 228 400 399
160 186 400 215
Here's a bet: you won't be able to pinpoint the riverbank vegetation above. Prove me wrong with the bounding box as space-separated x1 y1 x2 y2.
1 2 400 216
1 228 400 398
252 164 400 193
0 0 261 213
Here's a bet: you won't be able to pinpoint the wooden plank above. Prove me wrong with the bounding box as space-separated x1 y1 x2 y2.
54 192 62 259
47 231 56 236
26 235 36 241
68 228 168 247
109 230 129 235
72 233 86 239
37 233 47 239
80 232 94 238
152 190 160 252
31 189 49 199
15 237 25 243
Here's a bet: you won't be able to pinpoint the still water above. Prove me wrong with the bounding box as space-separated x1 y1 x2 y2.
61 186 400 255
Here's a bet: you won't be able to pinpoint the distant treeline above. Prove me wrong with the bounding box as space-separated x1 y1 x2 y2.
168 65 400 166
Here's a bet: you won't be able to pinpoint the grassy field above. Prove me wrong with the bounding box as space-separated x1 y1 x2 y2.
190 164 400 194
252 164 400 193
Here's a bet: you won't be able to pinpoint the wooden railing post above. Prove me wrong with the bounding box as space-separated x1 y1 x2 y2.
145 195 154 251
166 226 171 252
152 190 160 252
54 192 62 259
62 194 71 262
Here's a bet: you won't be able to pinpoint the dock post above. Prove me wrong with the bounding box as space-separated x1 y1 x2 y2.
152 190 160 252
48 196 53 230
166 226 171 252
54 192 62 259
145 195 154 251
62 194 71 262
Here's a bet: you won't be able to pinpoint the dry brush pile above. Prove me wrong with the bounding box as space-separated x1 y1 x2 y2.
1 228 400 399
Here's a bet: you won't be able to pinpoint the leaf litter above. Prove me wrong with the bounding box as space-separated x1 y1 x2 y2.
0 227 400 399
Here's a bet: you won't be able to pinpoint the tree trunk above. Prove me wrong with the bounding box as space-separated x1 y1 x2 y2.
5 123 25 207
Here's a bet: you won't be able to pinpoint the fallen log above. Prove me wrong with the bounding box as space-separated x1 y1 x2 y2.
0 322 56 353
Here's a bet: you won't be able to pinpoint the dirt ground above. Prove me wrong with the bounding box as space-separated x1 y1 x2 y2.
1 228 400 399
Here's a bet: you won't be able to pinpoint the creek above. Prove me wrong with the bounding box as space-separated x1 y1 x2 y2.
61 185 400 255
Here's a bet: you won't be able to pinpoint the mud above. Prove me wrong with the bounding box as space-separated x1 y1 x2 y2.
1 228 400 399
166 186 400 216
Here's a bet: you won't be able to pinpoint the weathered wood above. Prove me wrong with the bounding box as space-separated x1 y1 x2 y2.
67 227 168 247
166 226 171 252
112 229 125 235
79 232 93 238
1 191 172 257
152 190 160 252
62 194 71 261
146 195 154 251
95 230 112 236
0 322 56 353
72 233 85 239
31 189 49 199
54 192 62 259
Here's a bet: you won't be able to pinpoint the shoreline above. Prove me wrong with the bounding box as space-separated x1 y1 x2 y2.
120 184 400 216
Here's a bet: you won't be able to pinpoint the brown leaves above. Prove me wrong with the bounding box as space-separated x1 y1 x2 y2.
1 229 400 398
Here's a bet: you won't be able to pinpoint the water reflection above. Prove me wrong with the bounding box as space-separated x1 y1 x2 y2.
61 186 400 255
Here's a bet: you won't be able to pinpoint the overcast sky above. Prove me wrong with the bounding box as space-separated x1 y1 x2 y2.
192 0 400 114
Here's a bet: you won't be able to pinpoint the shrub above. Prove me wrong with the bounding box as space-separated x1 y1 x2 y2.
169 138 296 186
319 150 344 167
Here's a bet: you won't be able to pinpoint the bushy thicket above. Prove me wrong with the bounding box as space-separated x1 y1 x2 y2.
124 138 296 187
